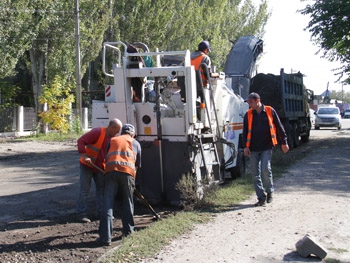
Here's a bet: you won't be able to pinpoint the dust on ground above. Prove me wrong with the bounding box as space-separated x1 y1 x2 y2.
1 129 350 263
0 140 169 263
143 131 350 263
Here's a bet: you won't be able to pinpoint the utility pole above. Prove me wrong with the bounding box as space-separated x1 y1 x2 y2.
74 0 82 118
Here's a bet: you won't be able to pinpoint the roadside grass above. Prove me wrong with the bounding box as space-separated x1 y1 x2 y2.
325 259 341 263
103 146 312 263
1 131 83 143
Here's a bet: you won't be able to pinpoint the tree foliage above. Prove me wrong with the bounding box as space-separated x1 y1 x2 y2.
1 0 269 114
38 75 75 134
0 0 35 77
0 81 20 109
109 0 269 71
300 0 350 84
330 90 350 104
1 0 112 111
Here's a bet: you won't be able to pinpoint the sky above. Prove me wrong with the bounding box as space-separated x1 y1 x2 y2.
256 0 345 95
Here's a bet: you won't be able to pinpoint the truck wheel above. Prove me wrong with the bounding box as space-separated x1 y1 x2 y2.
285 122 294 150
292 123 300 148
300 130 310 142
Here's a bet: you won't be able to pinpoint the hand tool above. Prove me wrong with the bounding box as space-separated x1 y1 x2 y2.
88 162 161 220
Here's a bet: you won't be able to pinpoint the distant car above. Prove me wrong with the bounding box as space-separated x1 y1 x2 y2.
343 109 350 119
315 106 341 130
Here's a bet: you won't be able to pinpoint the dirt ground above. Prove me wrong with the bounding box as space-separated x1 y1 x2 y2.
0 125 350 263
0 139 167 263
143 129 350 263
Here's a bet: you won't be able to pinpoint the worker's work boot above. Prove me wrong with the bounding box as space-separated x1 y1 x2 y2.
267 193 273 203
254 199 266 207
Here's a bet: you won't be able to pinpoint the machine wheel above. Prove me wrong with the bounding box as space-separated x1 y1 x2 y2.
230 151 246 179
292 122 300 148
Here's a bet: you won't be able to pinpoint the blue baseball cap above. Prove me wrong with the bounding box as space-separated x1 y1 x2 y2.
121 124 135 135
198 41 211 52
244 92 260 102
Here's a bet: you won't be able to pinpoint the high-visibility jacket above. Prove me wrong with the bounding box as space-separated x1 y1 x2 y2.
245 106 278 148
191 54 208 86
79 127 106 168
105 135 137 178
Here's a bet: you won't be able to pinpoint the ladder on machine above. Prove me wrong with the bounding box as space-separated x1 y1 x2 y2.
196 63 224 182
198 133 221 181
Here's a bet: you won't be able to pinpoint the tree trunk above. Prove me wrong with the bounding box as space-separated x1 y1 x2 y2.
29 48 46 113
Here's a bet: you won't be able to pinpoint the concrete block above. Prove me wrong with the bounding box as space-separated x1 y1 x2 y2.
295 234 328 259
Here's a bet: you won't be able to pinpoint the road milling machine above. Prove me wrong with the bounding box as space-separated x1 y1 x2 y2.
92 36 263 204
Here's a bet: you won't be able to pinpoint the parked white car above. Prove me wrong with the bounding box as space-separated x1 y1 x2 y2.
315 106 341 130
343 109 350 119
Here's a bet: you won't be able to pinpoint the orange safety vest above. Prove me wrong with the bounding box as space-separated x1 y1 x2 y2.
80 127 106 168
191 54 208 86
245 106 278 148
104 135 137 178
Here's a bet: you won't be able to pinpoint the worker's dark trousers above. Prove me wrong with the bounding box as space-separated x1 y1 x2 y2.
76 164 104 218
249 149 274 201
99 171 135 242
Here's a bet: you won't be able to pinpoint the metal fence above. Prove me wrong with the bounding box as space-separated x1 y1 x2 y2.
0 107 15 132
0 107 38 132
0 106 90 133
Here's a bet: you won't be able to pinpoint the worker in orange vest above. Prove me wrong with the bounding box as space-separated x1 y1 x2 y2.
190 41 219 101
76 118 122 223
242 92 289 207
98 124 141 246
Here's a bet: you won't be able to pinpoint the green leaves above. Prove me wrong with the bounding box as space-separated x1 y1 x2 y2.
300 0 350 84
39 75 75 133
0 0 269 113
109 0 269 71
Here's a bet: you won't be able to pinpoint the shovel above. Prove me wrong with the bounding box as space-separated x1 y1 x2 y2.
88 162 161 220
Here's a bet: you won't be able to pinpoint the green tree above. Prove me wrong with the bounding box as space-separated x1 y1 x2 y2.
38 75 75 134
1 0 269 120
0 80 20 131
108 0 269 71
1 0 112 112
331 90 350 104
0 0 36 78
300 0 350 84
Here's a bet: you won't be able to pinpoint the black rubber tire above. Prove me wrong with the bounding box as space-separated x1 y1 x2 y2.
285 122 294 150
292 122 300 148
300 130 310 142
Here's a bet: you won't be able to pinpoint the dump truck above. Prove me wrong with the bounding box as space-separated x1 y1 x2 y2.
250 69 314 149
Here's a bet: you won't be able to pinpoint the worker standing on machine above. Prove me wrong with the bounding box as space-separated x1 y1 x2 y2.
190 41 219 101
98 124 141 246
191 41 211 87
